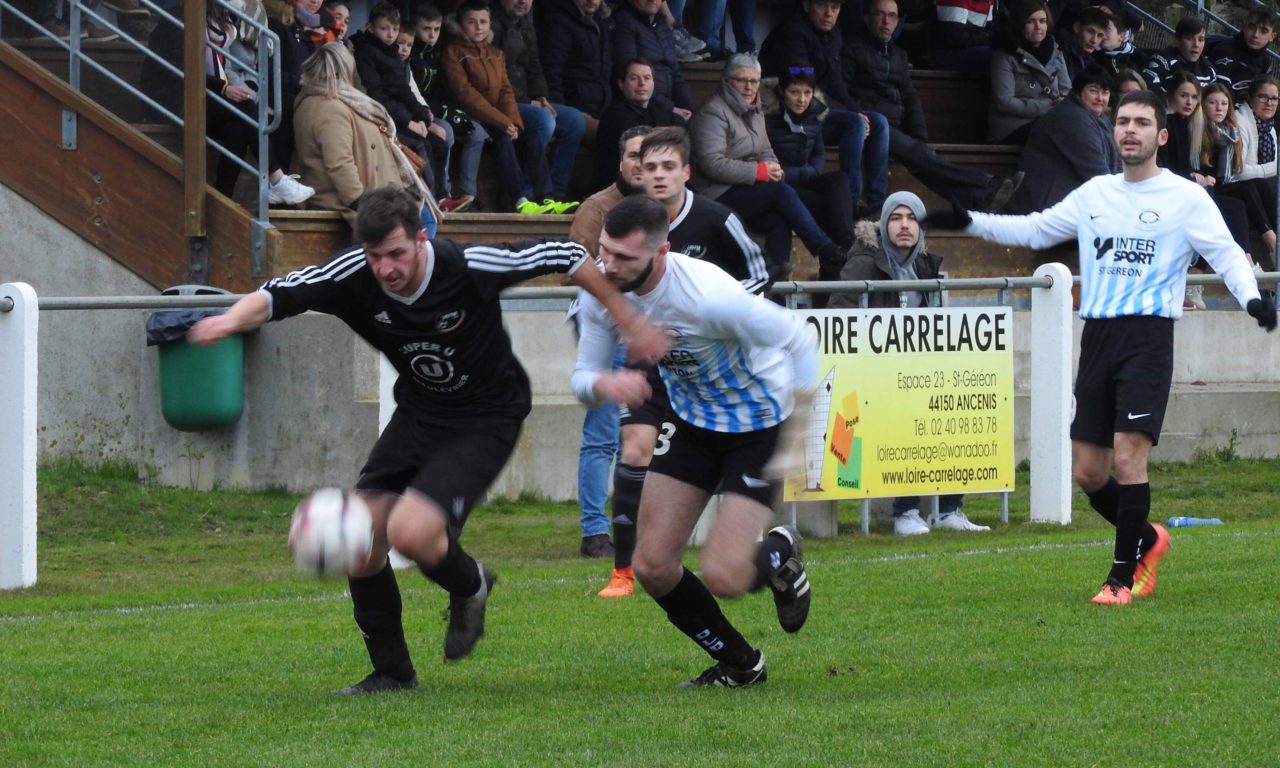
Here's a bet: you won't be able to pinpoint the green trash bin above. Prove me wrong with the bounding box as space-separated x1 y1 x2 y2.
148 286 245 431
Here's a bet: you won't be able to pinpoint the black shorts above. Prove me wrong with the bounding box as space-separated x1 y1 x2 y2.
619 363 670 428
1071 316 1174 447
648 415 781 507
356 405 522 536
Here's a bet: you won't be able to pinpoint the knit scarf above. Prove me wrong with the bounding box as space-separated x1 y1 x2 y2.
295 4 336 47
1258 116 1276 164
297 79 437 213
1019 37 1055 67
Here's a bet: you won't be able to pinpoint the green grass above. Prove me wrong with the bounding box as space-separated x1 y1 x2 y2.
2 458 1278 766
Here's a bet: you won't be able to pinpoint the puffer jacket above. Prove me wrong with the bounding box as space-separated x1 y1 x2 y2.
490 4 549 102
441 30 522 132
829 220 944 309
689 80 777 200
842 23 928 140
987 42 1071 142
350 30 430 132
535 0 614 117
758 8 857 111
760 82 828 185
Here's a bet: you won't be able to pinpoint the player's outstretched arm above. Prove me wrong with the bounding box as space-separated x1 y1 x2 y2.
567 259 671 364
187 291 271 346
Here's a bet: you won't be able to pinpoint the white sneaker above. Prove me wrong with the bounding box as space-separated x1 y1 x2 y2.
893 509 930 536
927 510 991 532
268 174 315 206
1183 284 1205 310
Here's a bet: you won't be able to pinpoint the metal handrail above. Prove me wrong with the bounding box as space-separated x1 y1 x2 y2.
0 0 282 273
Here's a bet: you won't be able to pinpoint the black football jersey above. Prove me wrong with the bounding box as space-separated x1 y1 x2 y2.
668 191 769 295
261 238 586 418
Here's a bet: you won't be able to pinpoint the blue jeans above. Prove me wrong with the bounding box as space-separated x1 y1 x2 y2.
893 495 964 516
487 127 550 206
431 117 455 197
823 109 890 207
518 102 586 199
577 344 624 537
695 0 756 52
452 121 487 198
421 204 437 238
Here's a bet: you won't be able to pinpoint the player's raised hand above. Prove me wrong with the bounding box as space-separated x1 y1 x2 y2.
593 369 653 407
923 200 972 231
1247 296 1277 331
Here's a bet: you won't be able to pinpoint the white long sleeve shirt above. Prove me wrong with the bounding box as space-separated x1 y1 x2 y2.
572 252 819 432
967 170 1261 319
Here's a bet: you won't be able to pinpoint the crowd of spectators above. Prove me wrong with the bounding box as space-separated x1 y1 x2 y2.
110 0 1280 273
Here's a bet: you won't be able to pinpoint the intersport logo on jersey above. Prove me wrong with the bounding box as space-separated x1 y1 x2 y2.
1093 236 1156 265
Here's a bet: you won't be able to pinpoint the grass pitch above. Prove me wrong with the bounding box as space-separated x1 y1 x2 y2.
1 459 1277 766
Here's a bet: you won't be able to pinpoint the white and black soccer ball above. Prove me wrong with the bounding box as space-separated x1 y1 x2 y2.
288 488 374 577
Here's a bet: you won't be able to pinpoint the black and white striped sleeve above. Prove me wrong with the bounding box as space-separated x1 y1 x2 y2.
463 238 591 293
723 213 770 295
259 246 367 321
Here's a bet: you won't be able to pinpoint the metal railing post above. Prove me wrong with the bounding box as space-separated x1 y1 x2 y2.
0 283 39 590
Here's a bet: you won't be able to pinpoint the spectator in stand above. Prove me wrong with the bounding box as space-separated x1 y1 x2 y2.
1158 71 1250 309
1201 82 1275 270
1142 16 1218 95
988 0 1070 145
321 0 349 39
265 0 324 169
408 3 485 213
1208 9 1279 99
830 192 991 533
491 0 586 210
1005 63 1118 214
292 42 434 230
689 54 847 288
1057 5 1108 83
1234 76 1279 185
759 0 890 215
594 58 679 190
535 0 615 143
762 67 856 250
929 0 995 75
396 27 452 196
139 3 314 205
442 0 559 214
844 0 1024 212
612 0 695 120
351 3 440 192
1109 67 1145 113
1094 5 1143 75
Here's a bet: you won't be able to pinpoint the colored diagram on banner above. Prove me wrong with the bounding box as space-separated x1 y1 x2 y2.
786 307 1016 501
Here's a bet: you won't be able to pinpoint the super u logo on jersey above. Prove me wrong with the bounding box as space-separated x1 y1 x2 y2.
410 353 455 384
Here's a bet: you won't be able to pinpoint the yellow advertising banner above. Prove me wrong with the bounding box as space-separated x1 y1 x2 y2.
786 307 1016 501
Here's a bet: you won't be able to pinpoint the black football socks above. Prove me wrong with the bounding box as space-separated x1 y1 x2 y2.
611 463 646 569
348 560 415 680
653 567 757 669
419 536 483 597
1109 482 1152 588
1088 476 1158 565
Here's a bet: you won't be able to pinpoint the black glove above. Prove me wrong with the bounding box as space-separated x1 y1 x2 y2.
1247 296 1277 332
924 200 972 231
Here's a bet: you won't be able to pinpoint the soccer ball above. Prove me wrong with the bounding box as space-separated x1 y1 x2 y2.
288 488 374 577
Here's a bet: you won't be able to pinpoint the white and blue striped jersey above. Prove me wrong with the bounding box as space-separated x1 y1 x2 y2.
967 170 1261 319
572 252 819 433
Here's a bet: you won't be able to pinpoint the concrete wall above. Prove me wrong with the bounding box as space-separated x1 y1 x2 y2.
4 181 1279 503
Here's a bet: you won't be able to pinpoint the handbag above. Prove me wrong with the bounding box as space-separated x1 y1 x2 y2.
397 139 428 176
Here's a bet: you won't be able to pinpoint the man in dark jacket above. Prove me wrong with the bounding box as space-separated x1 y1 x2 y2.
492 0 587 203
759 0 889 210
594 58 679 189
612 0 694 116
844 0 1022 211
536 0 616 130
1005 64 1120 215
1208 9 1279 98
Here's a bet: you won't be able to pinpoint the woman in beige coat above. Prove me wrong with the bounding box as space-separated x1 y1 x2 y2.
293 42 438 232
689 53 843 288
